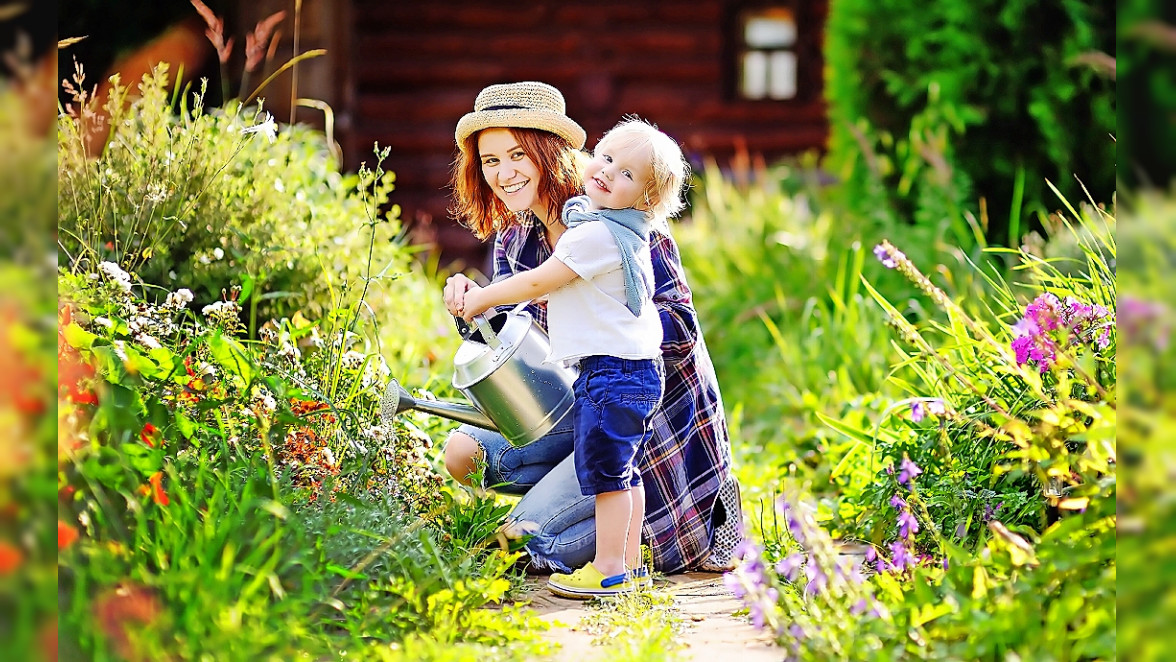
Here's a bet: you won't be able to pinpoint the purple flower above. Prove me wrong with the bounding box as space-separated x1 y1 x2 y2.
747 588 779 630
897 509 920 539
1010 335 1033 364
723 571 747 599
898 457 923 488
889 494 908 511
1095 324 1112 349
889 540 915 573
777 499 808 545
850 598 870 616
981 500 1004 522
804 561 828 596
910 401 926 422
873 243 897 268
733 537 762 563
834 556 866 584
788 623 806 640
776 553 805 583
941 557 950 571
1025 293 1063 332
748 600 767 629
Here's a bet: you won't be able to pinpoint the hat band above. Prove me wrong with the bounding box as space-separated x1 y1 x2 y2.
480 104 527 111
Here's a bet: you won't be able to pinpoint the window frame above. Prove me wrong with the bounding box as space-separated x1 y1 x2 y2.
723 0 823 105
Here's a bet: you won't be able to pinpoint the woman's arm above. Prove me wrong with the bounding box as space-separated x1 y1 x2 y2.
650 231 701 364
461 256 578 321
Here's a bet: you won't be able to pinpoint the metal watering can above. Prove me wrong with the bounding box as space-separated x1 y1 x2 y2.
381 302 578 447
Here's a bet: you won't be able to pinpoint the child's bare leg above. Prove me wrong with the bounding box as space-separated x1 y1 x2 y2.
592 489 631 577
625 483 645 568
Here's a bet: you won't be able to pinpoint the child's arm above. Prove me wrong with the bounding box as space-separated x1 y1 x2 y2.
461 256 578 321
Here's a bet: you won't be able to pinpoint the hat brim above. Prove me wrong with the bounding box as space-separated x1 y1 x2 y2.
456 108 586 152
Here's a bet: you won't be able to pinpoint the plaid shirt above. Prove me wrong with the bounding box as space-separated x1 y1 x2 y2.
491 219 734 572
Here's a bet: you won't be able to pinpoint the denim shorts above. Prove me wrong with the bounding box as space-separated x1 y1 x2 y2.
572 355 665 496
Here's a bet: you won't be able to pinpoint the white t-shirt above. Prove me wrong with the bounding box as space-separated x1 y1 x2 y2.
548 221 663 363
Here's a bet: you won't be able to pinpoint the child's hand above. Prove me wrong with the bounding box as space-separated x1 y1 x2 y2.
460 285 490 322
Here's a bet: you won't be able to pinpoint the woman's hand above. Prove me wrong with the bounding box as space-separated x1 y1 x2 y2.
443 274 476 316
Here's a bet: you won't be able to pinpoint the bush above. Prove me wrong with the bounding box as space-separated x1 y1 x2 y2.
824 0 1116 244
724 192 1116 659
56 63 456 385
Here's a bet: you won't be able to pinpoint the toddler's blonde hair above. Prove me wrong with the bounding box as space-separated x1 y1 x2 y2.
595 117 690 222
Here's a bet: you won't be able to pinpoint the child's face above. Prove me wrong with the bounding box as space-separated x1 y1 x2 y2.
478 128 545 217
583 136 653 211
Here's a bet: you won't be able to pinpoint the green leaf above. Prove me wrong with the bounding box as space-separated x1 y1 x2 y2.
816 410 901 445
207 333 254 386
63 322 98 350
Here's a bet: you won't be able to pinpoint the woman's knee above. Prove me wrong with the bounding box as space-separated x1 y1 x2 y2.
443 431 483 485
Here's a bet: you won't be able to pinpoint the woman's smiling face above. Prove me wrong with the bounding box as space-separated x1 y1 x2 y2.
478 128 545 217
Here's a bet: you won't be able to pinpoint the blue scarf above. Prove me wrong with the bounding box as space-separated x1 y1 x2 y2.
561 195 653 316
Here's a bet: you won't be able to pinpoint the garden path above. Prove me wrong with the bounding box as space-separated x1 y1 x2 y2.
514 572 779 661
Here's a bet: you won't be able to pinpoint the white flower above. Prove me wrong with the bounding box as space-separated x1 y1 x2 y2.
135 333 162 350
145 182 168 203
165 288 194 308
242 112 278 143
342 350 365 370
94 316 113 329
213 247 224 260
98 261 133 292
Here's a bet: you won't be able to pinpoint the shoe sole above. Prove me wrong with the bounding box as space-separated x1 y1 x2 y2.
546 580 639 599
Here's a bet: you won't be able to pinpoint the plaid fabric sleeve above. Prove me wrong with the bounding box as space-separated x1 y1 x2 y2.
494 222 549 328
649 231 700 365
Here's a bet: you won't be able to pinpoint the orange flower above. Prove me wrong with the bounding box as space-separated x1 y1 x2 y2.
0 541 23 574
139 422 159 448
59 520 79 550
138 472 170 507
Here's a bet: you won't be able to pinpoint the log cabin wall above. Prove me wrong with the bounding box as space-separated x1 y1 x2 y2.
344 0 829 271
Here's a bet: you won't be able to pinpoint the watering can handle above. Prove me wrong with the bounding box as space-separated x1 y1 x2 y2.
453 315 472 339
473 313 501 349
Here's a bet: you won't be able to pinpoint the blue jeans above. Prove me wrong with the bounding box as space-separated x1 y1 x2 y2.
451 418 596 573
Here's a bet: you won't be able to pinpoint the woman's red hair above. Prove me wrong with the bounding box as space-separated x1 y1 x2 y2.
450 128 585 240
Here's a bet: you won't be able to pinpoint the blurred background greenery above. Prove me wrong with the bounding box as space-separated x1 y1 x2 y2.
0 0 1163 657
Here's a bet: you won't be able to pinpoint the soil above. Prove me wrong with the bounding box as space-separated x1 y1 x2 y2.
512 572 781 661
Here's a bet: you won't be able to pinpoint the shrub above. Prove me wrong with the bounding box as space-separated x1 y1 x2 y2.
56 62 456 384
824 0 1116 244
726 191 1116 659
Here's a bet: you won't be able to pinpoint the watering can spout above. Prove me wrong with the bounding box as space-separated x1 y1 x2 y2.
380 378 497 431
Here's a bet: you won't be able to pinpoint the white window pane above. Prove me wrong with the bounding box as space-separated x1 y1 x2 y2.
769 51 797 99
742 51 768 99
745 14 796 48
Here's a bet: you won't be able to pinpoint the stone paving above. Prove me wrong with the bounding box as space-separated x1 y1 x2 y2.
512 572 781 661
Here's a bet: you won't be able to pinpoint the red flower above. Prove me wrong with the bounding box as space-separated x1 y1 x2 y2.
0 541 23 574
59 520 79 550
138 472 170 507
139 423 159 448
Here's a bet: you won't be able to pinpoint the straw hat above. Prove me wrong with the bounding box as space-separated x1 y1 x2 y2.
455 81 586 152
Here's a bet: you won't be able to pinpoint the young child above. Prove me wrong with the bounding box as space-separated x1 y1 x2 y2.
456 117 690 597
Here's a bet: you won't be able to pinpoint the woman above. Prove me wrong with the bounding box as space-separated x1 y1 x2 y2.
442 81 740 574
